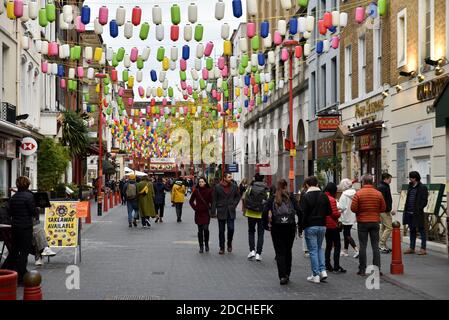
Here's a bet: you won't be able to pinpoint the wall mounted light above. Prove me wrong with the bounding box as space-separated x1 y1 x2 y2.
399 70 416 78
425 57 441 66
435 65 445 76
382 90 389 98
417 74 425 82
395 84 403 92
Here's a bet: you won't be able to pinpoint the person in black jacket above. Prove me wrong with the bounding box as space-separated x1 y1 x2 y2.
377 173 395 253
300 176 332 284
153 177 169 223
2 176 37 284
403 171 429 255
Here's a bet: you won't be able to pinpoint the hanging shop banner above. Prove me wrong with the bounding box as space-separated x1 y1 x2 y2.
44 201 79 248
20 137 38 156
318 116 340 132
355 133 379 151
317 138 334 158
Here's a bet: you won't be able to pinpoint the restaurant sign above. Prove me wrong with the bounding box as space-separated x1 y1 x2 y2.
318 116 340 132
417 76 449 101
355 98 385 122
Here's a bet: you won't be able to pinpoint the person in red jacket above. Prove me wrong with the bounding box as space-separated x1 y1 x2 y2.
324 183 346 274
189 177 213 253
351 174 386 276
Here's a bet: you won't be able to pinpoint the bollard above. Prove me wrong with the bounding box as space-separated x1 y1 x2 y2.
104 192 109 213
390 221 404 275
85 199 91 224
116 190 120 205
0 270 18 300
109 191 114 209
23 270 42 300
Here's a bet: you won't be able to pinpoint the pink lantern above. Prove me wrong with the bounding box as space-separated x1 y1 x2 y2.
138 86 144 97
187 86 193 95
274 31 282 45
253 85 259 94
250 99 255 107
355 7 365 23
160 107 164 115
147 106 151 114
212 90 217 98
180 59 187 71
204 42 214 57
151 98 156 106
184 107 188 114
118 87 125 96
41 60 48 73
202 68 208 80
281 48 289 61
247 22 256 38
98 6 109 25
323 12 333 29
243 86 249 96
217 92 222 101
181 81 187 90
162 98 167 106
60 79 66 89
228 102 233 110
221 66 228 77
77 67 84 78
218 56 225 70
128 98 134 106
331 36 340 49
130 47 138 62
14 0 24 18
76 16 86 32
48 42 59 57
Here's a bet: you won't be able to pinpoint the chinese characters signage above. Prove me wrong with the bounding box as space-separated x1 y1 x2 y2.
318 116 340 132
317 138 334 158
45 201 79 248
355 133 378 151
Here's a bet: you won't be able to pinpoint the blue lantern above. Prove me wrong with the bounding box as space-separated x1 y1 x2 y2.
328 26 337 34
224 102 228 111
57 64 65 77
87 105 91 112
81 5 91 25
110 20 119 38
263 95 268 103
244 100 249 108
316 41 324 54
258 53 265 66
151 70 157 82
245 75 251 86
368 3 378 18
182 45 190 60
260 21 269 38
232 0 243 18
289 18 298 35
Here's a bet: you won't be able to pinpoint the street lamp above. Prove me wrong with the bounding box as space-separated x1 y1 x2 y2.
282 39 299 193
95 73 106 216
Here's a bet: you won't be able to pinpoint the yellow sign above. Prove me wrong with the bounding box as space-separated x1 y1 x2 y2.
45 201 79 248
355 98 384 119
290 149 297 157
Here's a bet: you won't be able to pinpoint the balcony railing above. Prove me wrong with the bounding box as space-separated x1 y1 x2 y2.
0 102 17 124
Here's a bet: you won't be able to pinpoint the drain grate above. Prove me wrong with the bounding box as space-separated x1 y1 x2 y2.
107 295 164 300
152 271 165 275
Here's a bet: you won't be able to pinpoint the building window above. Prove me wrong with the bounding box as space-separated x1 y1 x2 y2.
358 35 366 96
397 9 407 67
310 71 316 117
420 0 434 62
331 57 337 105
374 28 382 90
345 45 352 102
320 64 326 110
311 7 317 48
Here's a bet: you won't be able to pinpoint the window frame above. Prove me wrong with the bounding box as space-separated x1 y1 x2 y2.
397 8 408 68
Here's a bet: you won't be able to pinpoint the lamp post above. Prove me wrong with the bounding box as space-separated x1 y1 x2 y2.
283 39 299 193
95 73 106 216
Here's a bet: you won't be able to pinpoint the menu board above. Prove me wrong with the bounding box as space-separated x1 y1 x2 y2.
397 184 445 215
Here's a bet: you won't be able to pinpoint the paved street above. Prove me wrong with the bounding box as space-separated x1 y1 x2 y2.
12 196 447 300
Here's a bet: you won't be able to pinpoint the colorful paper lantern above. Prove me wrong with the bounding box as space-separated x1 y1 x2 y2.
355 7 365 23
188 3 198 23
247 0 258 16
289 17 298 34
98 6 108 25
232 0 243 18
156 24 164 41
204 42 214 57
378 0 387 16
215 0 225 20
278 19 287 35
194 24 204 42
124 21 133 39
140 22 150 40
132 6 142 26
171 25 180 41
153 5 162 24
14 0 23 18
46 1 56 22
110 20 119 38
81 5 90 24
38 8 48 27
247 22 256 38
171 4 181 25
116 6 126 26
28 1 38 20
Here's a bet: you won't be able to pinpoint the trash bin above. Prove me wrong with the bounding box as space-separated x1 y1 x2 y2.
0 269 18 300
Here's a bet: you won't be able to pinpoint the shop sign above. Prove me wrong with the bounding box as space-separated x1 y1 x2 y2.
44 201 79 248
355 133 378 151
318 116 340 132
409 122 433 149
20 137 38 156
317 138 334 158
355 98 385 121
417 76 449 101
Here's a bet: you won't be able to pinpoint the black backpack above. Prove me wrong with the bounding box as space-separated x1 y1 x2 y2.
245 183 268 212
272 199 296 225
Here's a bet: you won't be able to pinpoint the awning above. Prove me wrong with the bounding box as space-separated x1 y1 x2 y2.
0 120 31 138
434 80 449 127
124 167 147 177
332 125 351 140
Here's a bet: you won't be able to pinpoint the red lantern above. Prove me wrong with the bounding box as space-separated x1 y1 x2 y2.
171 25 179 41
132 6 142 26
183 94 188 100
216 92 222 101
323 12 333 29
251 76 256 86
253 85 259 94
151 98 156 106
295 45 303 59
111 69 118 82
318 19 327 35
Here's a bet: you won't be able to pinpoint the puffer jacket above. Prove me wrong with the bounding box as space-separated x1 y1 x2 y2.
325 192 341 229
9 190 37 229
171 181 186 203
338 188 357 225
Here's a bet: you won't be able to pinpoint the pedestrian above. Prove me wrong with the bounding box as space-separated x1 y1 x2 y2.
337 178 359 258
137 176 156 228
298 182 310 257
153 177 168 223
239 178 248 212
377 173 395 254
189 177 213 253
123 174 139 228
211 172 241 254
266 179 300 285
171 178 186 222
2 177 37 284
299 176 332 284
324 183 346 274
403 171 429 255
119 177 127 205
351 174 386 276
243 173 270 261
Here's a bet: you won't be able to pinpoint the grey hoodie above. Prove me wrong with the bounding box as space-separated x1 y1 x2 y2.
338 188 357 225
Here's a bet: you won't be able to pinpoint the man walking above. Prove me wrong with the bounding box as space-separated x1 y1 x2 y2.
123 174 139 228
377 173 395 253
403 171 429 255
211 172 241 254
351 174 386 276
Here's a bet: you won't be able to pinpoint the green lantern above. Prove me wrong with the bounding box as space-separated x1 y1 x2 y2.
137 56 144 70
224 90 229 98
251 36 260 51
269 81 275 90
297 0 309 7
239 64 245 75
251 65 258 73
116 47 125 62
112 54 118 67
140 22 150 40
205 106 210 112
171 4 181 25
122 69 129 82
222 81 228 91
157 47 165 62
168 87 174 97
171 107 176 114
91 105 96 113
194 24 204 42
106 107 112 115
238 107 242 113
256 95 262 105
255 73 261 84
180 71 187 81
241 54 249 68
378 0 387 16
193 91 199 100
104 76 110 85
39 8 48 27
199 79 206 90
46 2 56 23
206 58 213 71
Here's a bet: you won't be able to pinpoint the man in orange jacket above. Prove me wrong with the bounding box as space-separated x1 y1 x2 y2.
351 174 386 276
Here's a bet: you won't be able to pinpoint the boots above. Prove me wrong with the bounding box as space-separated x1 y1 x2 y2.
204 230 210 252
227 241 232 253
198 231 204 253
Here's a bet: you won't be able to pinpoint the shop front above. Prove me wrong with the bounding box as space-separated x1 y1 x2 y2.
0 134 17 198
354 129 382 183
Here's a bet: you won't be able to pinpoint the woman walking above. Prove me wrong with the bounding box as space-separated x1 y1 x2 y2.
324 183 346 274
189 177 213 253
239 178 248 212
266 179 300 285
153 177 168 223
137 176 156 228
171 178 186 222
338 179 359 258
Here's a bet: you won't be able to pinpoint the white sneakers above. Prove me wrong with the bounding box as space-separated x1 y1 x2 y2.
247 250 256 260
255 254 262 261
307 275 320 283
42 247 56 256
35 257 43 266
320 271 328 281
353 250 360 258
340 250 349 257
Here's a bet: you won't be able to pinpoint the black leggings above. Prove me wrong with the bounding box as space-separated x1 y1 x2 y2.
155 203 164 218
197 224 210 247
343 225 357 250
325 228 341 269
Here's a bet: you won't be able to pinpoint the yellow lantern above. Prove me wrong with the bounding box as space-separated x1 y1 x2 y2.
223 40 232 56
96 84 100 93
162 57 170 71
264 83 269 93
235 87 240 97
7 1 16 19
134 109 139 116
157 87 163 97
128 75 135 88
94 47 103 62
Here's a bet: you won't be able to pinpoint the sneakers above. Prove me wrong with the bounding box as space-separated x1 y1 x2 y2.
255 254 262 261
418 249 427 255
218 249 225 255
280 277 289 285
340 250 349 257
307 275 321 284
380 247 391 254
35 257 43 266
42 247 56 256
353 250 359 258
404 248 416 254
133 220 138 227
247 250 256 260
319 271 328 281
304 251 310 257
333 267 347 274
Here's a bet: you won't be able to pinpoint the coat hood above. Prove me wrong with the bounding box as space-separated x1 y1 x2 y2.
342 188 356 199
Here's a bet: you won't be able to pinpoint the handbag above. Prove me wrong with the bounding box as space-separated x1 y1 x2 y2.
196 189 212 217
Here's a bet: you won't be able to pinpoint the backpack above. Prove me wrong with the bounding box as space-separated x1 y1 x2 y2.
272 199 296 225
244 183 268 212
126 183 137 200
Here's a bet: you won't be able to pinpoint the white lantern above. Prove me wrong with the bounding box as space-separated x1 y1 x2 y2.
84 47 93 61
151 87 157 97
332 11 340 26
63 5 72 23
59 13 69 30
87 67 95 79
251 54 258 66
94 19 103 35
230 56 237 69
124 54 131 68
221 23 230 40
265 73 271 82
171 46 178 61
306 16 315 32
193 82 198 90
196 43 204 58
156 24 164 41
304 43 311 56
206 83 213 92
195 58 202 71
51 63 58 75
280 0 292 10
116 6 126 26
41 41 48 55
217 78 223 88
239 37 248 53
59 47 65 59
191 69 199 81
215 0 225 20
21 4 29 22
184 24 193 42
231 68 238 77
99 53 106 65
278 20 287 35
159 71 166 82
238 77 244 88
215 67 221 79
170 60 176 71
279 80 285 89
136 71 143 83
163 80 168 90
69 68 75 79
146 87 151 98
106 47 113 61
247 0 258 16
152 5 162 25
263 33 272 48
303 31 311 39
246 65 252 73
141 47 151 61
188 3 198 24
62 44 70 59
340 12 348 28
22 36 29 50
298 17 307 33
259 73 265 83
201 91 207 99
268 51 275 64
124 21 133 39
29 1 38 20
35 40 42 53
323 40 330 52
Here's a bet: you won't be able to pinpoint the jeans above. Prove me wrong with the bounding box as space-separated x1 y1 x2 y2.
248 217 264 254
379 212 393 248
304 226 326 276
175 203 183 220
325 228 341 269
126 200 139 223
197 224 210 248
409 223 426 250
271 224 296 279
343 225 357 250
155 203 165 218
218 216 235 250
358 222 381 272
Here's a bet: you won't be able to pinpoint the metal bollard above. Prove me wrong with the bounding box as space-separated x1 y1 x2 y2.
390 221 404 275
103 192 109 213
23 270 42 300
